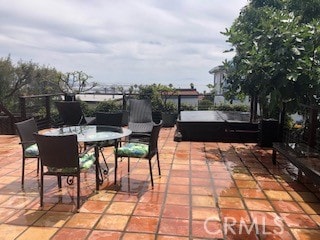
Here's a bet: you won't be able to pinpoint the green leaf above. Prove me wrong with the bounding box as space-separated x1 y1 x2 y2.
292 47 301 55
288 73 298 82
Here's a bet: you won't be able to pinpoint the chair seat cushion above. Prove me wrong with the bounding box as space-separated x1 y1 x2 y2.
25 144 39 157
79 153 95 170
47 153 95 173
116 143 148 158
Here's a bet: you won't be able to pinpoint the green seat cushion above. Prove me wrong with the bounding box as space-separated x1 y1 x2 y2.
25 144 39 157
79 153 95 170
47 153 95 173
116 143 148 158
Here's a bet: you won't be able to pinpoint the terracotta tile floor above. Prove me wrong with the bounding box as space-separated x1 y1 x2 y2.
0 127 320 239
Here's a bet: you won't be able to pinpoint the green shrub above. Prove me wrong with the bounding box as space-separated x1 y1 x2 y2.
95 100 122 113
213 104 248 112
80 101 95 117
162 101 177 112
198 99 214 110
180 103 196 111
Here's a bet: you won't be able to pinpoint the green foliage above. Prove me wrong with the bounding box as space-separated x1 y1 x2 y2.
250 0 284 9
0 55 97 117
136 84 177 112
198 99 214 110
0 56 15 109
204 84 216 102
180 103 196 111
137 84 162 112
79 101 95 117
222 0 320 118
214 104 249 112
50 111 61 127
162 101 177 112
288 0 320 23
55 71 98 94
95 100 122 112
0 56 62 112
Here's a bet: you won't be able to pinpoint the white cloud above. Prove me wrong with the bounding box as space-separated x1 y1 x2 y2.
0 0 248 92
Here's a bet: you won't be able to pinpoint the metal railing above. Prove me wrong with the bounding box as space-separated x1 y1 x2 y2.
1 92 213 134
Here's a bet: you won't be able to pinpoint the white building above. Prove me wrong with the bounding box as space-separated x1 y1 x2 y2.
209 65 250 106
208 65 226 95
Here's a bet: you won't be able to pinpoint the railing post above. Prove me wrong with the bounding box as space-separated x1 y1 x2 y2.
122 94 127 110
278 102 286 142
178 95 181 114
309 106 317 148
45 96 51 127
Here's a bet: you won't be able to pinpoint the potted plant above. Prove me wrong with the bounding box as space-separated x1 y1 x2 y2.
161 101 178 127
134 84 178 126
95 100 126 125
135 84 163 123
158 84 178 127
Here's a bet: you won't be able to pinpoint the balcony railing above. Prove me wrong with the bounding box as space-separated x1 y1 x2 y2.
0 93 198 134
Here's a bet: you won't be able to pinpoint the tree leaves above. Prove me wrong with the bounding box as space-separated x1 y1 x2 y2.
222 0 320 117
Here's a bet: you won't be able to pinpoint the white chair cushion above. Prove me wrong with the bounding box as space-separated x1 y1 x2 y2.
25 144 39 157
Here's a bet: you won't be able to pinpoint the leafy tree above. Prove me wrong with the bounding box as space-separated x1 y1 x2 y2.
288 0 320 23
136 84 178 112
222 0 320 120
0 56 15 106
204 84 216 102
0 56 60 111
0 56 97 114
53 71 97 95
250 0 283 9
136 84 163 112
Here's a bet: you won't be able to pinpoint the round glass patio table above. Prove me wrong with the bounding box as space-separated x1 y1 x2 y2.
43 125 132 189
44 125 131 142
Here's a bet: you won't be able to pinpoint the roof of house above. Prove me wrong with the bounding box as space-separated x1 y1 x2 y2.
175 88 199 96
209 65 224 74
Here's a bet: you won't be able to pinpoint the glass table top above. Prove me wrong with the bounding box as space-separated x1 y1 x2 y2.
43 125 132 142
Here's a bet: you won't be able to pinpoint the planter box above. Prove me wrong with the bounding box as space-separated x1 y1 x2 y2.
152 111 162 124
161 112 178 127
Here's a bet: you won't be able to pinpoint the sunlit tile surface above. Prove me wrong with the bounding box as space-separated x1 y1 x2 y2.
0 127 319 239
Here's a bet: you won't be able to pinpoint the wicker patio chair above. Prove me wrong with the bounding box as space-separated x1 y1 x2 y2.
128 99 155 142
15 118 39 187
34 133 95 209
55 101 95 126
114 121 162 188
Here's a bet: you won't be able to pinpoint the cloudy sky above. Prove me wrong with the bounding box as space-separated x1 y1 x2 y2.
0 0 248 92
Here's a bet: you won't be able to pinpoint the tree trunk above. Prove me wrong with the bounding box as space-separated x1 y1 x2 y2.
250 95 258 123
